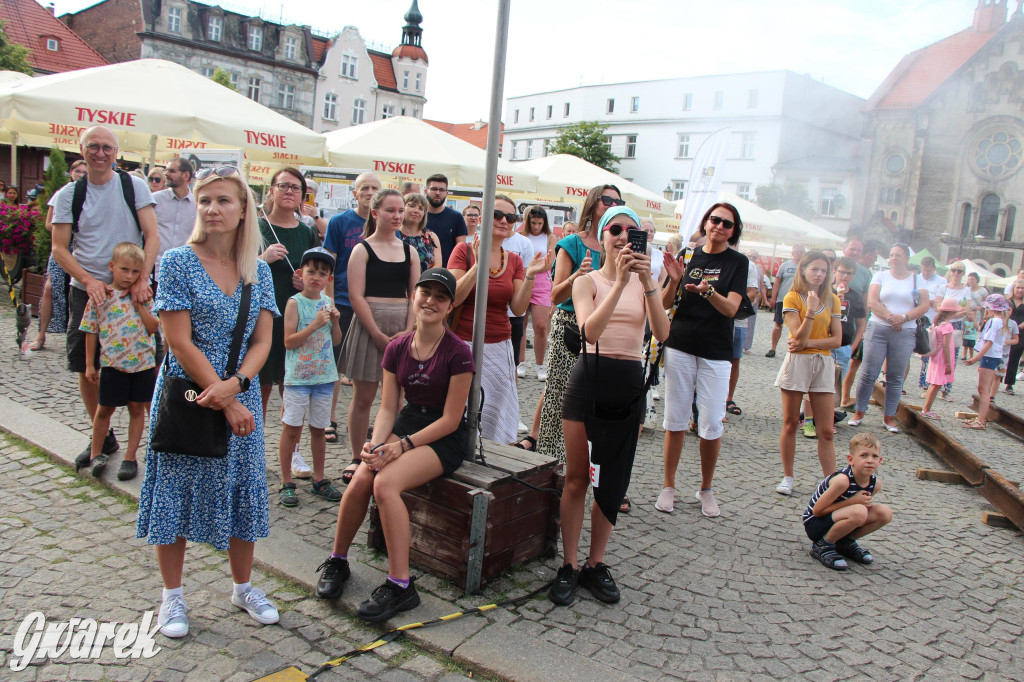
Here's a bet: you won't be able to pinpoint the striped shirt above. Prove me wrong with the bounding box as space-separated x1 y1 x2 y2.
802 464 876 524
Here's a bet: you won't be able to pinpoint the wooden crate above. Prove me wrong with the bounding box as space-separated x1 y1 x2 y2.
367 440 562 593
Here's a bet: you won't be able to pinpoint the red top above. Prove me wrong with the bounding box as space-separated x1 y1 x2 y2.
448 242 524 343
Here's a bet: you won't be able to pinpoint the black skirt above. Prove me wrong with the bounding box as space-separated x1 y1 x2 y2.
392 403 468 476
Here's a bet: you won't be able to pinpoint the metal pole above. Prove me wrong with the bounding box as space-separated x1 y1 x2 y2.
10 133 18 187
466 0 512 461
148 134 157 174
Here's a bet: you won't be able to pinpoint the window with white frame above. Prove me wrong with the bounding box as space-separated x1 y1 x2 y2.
285 37 297 60
748 89 758 108
741 132 756 159
248 26 263 51
606 98 615 114
736 183 752 201
277 84 294 109
46 38 59 51
415 73 421 91
199 66 214 77
671 180 687 202
511 141 520 160
341 54 358 79
604 136 612 152
713 91 724 110
247 77 261 102
168 6 181 33
820 187 840 217
526 140 534 159
677 134 691 158
631 96 639 113
208 16 222 41
546 105 552 119
403 71 409 89
382 103 395 119
323 93 337 121
352 98 366 125
229 72 238 88
529 107 535 122
682 93 693 111
625 135 637 158
564 102 570 117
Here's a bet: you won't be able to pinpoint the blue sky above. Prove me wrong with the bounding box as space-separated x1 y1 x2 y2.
49 0 982 121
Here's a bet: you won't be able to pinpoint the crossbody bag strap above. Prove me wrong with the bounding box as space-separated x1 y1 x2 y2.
225 283 252 376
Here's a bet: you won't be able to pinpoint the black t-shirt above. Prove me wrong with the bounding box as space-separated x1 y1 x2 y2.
426 207 468 266
666 247 749 361
839 288 866 347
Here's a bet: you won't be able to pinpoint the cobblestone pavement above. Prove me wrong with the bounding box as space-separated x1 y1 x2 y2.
1 305 1023 680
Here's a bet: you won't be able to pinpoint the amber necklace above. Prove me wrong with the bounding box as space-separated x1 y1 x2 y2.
489 248 506 277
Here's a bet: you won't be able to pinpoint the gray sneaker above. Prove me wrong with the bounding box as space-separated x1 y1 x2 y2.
158 594 189 638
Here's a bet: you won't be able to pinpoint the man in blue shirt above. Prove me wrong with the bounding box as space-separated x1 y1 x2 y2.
424 173 467 265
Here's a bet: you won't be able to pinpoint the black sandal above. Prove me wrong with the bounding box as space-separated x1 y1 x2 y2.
325 421 338 444
619 497 631 514
726 400 742 415
340 460 359 485
513 435 537 450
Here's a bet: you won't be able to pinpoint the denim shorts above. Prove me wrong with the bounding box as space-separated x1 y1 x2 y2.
980 356 1001 371
282 382 335 428
732 326 746 359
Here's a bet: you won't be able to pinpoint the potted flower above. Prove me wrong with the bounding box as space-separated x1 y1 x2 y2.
0 202 38 291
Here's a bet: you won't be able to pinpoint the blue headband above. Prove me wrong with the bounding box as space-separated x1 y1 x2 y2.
597 206 642 240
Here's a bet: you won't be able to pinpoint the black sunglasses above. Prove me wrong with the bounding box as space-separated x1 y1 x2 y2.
493 209 519 223
599 196 626 207
604 225 627 237
707 215 736 230
195 166 240 180
148 176 162 182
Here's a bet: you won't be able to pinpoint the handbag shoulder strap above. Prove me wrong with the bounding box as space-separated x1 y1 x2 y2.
225 283 253 376
912 273 920 306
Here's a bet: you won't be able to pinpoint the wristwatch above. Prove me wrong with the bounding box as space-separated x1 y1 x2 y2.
232 372 250 392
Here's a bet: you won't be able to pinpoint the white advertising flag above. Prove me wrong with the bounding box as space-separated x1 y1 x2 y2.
678 127 732 239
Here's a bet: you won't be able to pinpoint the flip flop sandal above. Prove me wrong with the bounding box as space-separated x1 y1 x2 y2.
340 377 353 386
961 420 986 430
28 338 45 351
619 497 631 514
726 400 742 415
340 461 360 485
513 435 537 451
324 421 338 443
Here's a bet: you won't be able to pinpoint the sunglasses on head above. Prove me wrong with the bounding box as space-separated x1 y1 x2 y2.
195 166 240 180
598 196 626 207
493 209 519 223
707 215 736 230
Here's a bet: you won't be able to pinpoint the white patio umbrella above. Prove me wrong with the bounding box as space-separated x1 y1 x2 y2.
711 192 805 244
0 59 327 166
325 116 537 192
766 210 844 248
517 154 674 217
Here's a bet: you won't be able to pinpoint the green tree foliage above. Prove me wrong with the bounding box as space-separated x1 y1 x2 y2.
211 67 235 91
34 148 68 269
547 121 620 173
755 182 815 219
0 20 34 76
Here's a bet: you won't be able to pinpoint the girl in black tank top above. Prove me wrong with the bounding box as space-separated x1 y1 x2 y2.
339 189 421 481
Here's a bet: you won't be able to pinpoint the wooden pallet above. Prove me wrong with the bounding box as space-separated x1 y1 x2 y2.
367 440 562 594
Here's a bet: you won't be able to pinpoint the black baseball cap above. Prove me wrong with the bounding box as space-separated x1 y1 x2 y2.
300 247 335 270
416 268 456 300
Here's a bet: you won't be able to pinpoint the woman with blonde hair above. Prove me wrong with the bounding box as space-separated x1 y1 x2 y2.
137 165 281 639
399 192 441 271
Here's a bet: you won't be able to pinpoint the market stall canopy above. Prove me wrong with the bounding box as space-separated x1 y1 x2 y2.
0 59 327 166
517 154 674 217
765 210 845 248
0 71 31 85
948 259 1009 287
325 116 537 192
709 193 805 244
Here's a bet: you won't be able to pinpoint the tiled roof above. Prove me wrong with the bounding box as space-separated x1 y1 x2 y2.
0 0 108 74
867 26 998 111
368 49 398 92
392 44 428 64
424 119 503 150
311 36 329 66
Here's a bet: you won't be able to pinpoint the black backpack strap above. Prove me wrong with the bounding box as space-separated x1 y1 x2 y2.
70 176 88 233
117 169 142 233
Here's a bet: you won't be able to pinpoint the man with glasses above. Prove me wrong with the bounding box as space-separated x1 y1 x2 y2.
424 174 467 266
50 125 159 467
462 204 481 240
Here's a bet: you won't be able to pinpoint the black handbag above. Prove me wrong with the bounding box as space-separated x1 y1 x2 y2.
911 274 932 355
563 318 582 356
150 283 252 458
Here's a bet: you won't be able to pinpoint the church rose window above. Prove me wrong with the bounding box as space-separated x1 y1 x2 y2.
974 129 1023 179
885 154 905 174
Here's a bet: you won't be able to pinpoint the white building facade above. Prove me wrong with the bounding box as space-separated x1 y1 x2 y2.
504 71 865 232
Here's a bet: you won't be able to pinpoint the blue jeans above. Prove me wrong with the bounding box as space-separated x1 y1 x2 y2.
832 345 852 388
855 322 916 417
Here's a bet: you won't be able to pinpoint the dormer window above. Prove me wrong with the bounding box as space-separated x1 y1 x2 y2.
248 26 263 52
46 38 59 51
208 16 222 42
341 54 358 79
167 6 181 33
285 37 297 60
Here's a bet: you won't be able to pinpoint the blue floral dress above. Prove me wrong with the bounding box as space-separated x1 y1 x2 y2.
136 247 279 550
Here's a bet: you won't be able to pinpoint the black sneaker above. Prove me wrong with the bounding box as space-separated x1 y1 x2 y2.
314 557 350 599
833 410 848 424
75 447 93 471
117 460 138 481
836 537 874 564
765 349 776 358
579 562 620 604
101 429 119 455
91 453 110 477
356 578 420 622
548 563 580 606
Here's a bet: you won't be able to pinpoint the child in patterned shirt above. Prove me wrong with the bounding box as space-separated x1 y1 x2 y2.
76 243 159 480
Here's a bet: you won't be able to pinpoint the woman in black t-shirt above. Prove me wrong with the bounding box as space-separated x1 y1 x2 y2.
654 203 748 519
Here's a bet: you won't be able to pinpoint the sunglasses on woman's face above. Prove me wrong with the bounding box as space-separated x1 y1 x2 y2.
195 166 240 180
598 196 626 207
148 176 161 183
604 225 629 237
493 210 519 223
707 215 736 230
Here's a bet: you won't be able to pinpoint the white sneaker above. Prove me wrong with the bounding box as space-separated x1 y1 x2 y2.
231 586 279 625
516 363 527 378
776 476 795 496
292 448 312 479
535 365 547 382
651 388 660 401
158 594 189 638
696 489 720 517
655 487 675 512
518 421 529 433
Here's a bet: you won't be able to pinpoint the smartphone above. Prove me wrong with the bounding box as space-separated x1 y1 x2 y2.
627 228 648 254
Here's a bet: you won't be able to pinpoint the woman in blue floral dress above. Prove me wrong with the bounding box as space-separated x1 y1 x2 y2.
137 167 280 639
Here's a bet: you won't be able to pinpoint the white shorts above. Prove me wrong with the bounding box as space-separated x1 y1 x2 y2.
282 383 334 429
775 352 835 394
662 347 731 440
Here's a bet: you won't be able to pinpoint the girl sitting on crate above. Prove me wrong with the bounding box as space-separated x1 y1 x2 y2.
314 268 474 623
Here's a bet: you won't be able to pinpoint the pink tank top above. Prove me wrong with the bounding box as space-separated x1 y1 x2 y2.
584 271 646 360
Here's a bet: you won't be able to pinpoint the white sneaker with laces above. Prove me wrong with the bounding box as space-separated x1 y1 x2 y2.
231 586 280 625
536 365 547 382
158 594 189 638
776 476 795 496
292 448 312 479
516 363 527 378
